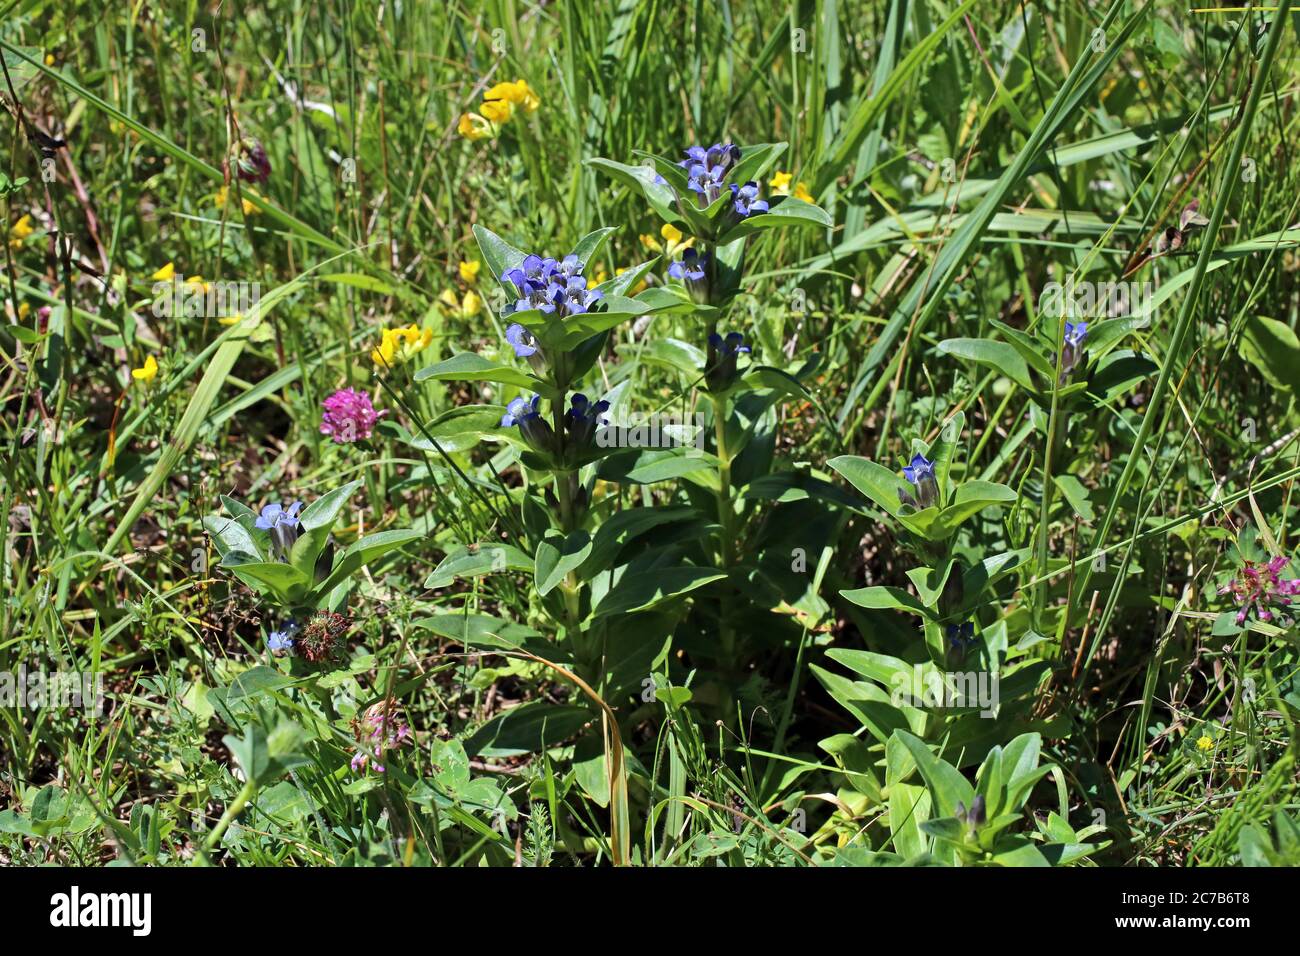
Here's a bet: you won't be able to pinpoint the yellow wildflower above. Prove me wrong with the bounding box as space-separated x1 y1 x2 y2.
17 302 30 320
372 324 434 369
770 170 814 203
485 79 540 113
151 262 176 282
131 355 159 384
438 289 482 319
44 53 55 67
458 112 494 141
479 99 513 124
587 266 608 290
185 275 212 294
1196 735 1213 752
639 222 693 259
214 185 260 216
218 312 244 327
458 260 481 284
9 213 34 249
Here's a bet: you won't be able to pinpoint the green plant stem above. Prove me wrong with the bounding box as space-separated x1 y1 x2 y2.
199 777 256 863
712 393 736 668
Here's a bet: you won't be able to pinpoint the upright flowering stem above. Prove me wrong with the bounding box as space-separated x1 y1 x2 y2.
711 392 737 669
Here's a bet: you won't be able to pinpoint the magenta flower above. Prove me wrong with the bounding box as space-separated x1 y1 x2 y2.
320 387 385 443
1220 556 1300 624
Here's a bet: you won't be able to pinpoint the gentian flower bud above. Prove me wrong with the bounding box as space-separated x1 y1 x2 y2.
705 331 751 391
564 393 610 450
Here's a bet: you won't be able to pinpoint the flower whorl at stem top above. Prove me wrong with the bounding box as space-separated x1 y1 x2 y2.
255 501 303 560
898 453 938 509
502 253 603 319
681 143 742 205
320 387 386 443
1220 555 1300 624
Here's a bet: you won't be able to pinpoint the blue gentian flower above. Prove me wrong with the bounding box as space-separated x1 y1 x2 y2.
267 621 298 656
501 394 541 428
556 254 584 280
505 323 539 358
552 276 603 316
1059 321 1088 383
730 181 769 218
669 248 710 304
705 331 751 391
255 500 303 560
501 394 556 455
668 247 707 282
898 453 938 509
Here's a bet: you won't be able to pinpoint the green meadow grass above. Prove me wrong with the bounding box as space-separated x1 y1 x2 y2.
1 0 1298 866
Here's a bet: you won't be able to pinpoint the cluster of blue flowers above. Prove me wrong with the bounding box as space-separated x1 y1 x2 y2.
500 392 610 458
502 254 603 326
679 142 768 219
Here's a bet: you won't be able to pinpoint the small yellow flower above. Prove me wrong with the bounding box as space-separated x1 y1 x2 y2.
485 79 540 113
437 289 482 319
9 213 34 249
17 302 30 320
214 185 260 216
1196 735 1213 752
458 112 494 141
44 53 55 66
185 275 212 294
479 99 513 124
131 355 159 384
151 262 176 282
458 260 481 284
218 312 244 327
639 222 693 259
587 266 608 290
372 324 434 369
770 170 814 203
